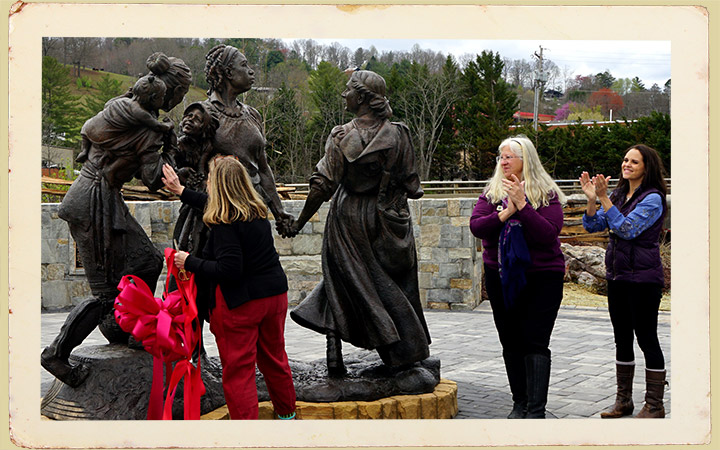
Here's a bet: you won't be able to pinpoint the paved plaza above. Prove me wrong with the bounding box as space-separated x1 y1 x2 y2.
41 302 671 419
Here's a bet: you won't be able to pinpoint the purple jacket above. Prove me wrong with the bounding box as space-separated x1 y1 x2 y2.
606 187 667 286
469 193 565 274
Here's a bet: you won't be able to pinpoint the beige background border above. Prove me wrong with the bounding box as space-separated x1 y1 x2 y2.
2 1 715 449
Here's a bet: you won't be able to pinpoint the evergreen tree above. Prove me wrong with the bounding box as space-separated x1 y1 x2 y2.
264 84 310 182
307 61 348 142
456 51 519 178
82 74 126 119
42 56 83 147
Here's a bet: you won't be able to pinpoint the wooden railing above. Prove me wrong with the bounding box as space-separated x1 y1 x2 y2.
287 178 671 197
43 176 670 204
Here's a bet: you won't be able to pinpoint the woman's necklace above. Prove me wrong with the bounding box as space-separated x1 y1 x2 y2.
212 99 244 118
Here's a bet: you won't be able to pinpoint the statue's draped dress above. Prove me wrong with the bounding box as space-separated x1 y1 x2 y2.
290 119 431 367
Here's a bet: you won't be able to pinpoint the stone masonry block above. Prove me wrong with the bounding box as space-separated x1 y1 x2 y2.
70 280 92 299
295 401 335 420
422 199 449 209
450 303 473 311
41 239 61 265
419 393 438 419
450 216 468 228
258 403 275 420
41 281 71 310
419 263 439 273
132 205 153 237
427 301 450 310
439 263 460 278
431 247 450 263
357 401 383 419
330 401 358 419
450 278 473 290
273 235 293 256
426 289 448 302
46 263 66 281
417 216 443 225
280 255 322 274
439 237 461 249
291 235 323 255
418 272 432 289
447 199 461 216
393 395 421 419
448 248 472 261
419 224 440 247
431 277 449 289
380 397 398 419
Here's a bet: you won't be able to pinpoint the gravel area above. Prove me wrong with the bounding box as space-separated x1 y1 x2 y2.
562 282 671 311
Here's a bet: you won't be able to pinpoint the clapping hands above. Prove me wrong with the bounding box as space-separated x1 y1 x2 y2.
502 174 527 211
578 171 612 201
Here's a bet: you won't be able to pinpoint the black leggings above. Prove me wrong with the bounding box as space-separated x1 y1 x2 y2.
607 280 665 370
485 266 564 358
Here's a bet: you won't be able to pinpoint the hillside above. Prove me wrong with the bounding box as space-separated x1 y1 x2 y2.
68 66 208 119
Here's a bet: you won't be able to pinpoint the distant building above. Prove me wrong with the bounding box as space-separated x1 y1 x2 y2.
512 111 555 124
509 119 638 131
42 144 75 173
543 89 563 99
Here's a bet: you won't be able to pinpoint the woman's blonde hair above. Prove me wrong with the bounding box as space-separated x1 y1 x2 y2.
484 135 566 208
203 155 268 225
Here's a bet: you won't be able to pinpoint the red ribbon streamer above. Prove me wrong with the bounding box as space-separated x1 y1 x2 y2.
115 248 204 420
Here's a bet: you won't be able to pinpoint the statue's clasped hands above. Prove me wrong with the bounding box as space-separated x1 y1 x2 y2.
276 214 300 239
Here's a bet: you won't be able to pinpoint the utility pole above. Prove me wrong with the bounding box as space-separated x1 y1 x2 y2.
532 46 548 131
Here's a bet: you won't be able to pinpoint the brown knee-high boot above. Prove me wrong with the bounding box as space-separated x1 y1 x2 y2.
636 369 667 418
601 362 635 418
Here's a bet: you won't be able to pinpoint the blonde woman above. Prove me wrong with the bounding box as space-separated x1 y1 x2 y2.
469 135 566 419
162 157 296 420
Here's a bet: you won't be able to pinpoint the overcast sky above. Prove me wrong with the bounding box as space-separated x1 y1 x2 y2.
283 39 671 89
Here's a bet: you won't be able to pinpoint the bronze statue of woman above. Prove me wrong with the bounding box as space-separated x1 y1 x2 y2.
41 53 192 387
288 70 431 376
201 44 293 235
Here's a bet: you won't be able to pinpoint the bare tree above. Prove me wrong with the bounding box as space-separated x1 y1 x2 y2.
323 42 351 69
393 63 461 180
506 58 533 89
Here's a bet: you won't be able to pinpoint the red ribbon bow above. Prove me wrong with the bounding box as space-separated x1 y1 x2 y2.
115 248 204 420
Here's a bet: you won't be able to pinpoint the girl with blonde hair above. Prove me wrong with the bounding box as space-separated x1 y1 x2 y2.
162 156 296 420
470 135 565 419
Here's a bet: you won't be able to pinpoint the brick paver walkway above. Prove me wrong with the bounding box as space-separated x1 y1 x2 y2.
41 302 671 419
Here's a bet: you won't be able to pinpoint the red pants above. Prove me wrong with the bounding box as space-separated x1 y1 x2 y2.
209 289 296 420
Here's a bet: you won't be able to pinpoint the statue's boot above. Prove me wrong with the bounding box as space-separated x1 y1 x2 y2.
326 333 347 377
41 297 104 388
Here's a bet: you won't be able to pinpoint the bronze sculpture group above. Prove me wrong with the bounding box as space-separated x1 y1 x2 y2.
42 46 431 392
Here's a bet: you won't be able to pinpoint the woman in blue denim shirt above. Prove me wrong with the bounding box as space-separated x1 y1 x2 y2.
580 144 668 419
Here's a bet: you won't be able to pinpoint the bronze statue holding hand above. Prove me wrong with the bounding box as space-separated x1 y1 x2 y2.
288 70 431 376
201 44 294 236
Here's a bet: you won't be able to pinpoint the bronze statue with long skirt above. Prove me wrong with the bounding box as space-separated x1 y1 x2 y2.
287 70 431 376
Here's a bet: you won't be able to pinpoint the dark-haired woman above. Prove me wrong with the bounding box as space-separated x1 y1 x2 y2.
580 144 668 419
163 157 296 420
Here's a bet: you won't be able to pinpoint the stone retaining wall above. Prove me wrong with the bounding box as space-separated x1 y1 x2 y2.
41 198 482 311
